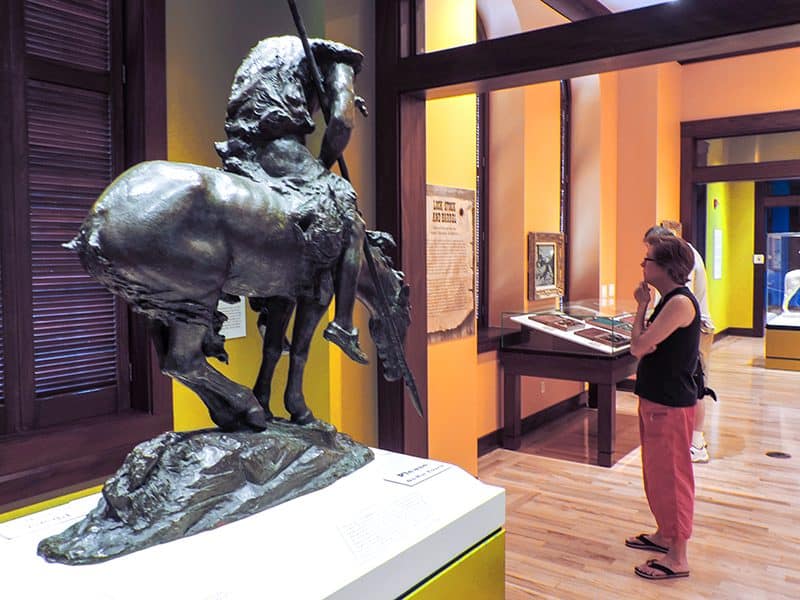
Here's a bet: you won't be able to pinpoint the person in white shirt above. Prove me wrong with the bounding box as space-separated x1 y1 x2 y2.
644 226 715 463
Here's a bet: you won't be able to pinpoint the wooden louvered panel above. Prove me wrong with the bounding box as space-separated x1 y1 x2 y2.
26 79 119 400
0 259 4 405
24 0 110 71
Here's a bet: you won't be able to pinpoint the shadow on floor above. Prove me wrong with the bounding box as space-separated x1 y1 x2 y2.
515 406 641 466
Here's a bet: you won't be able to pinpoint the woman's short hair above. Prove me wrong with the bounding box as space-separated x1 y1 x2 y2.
648 234 694 284
643 225 674 243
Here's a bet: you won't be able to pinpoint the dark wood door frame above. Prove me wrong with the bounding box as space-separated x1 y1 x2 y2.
376 1 800 454
680 110 800 338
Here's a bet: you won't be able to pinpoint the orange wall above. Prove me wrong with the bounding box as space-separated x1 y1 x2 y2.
570 75 602 301
476 351 501 437
425 0 478 474
681 48 800 121
655 63 681 227
488 88 527 325
615 66 659 306
523 82 562 262
521 80 584 410
599 71 619 295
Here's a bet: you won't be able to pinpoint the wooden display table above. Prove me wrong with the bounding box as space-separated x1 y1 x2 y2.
500 342 638 467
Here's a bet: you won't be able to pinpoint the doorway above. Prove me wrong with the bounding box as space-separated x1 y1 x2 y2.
681 110 800 338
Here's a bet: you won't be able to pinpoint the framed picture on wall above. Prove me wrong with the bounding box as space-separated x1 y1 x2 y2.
528 232 565 300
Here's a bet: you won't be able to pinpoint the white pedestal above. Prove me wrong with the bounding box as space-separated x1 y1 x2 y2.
0 449 505 600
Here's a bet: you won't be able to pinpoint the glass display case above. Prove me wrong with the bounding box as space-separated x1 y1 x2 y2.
766 232 800 328
501 300 638 357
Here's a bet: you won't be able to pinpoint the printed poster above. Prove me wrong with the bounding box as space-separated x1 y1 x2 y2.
426 184 475 342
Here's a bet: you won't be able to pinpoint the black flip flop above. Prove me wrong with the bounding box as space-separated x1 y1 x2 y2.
625 533 668 553
635 559 690 580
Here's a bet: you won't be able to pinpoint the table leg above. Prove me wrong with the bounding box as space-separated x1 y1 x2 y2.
587 383 598 408
502 371 521 450
596 383 616 467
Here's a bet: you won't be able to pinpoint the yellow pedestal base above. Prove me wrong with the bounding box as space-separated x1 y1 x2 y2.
765 328 800 371
404 529 505 599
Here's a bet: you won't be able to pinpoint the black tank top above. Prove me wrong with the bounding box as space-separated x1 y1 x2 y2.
634 286 700 407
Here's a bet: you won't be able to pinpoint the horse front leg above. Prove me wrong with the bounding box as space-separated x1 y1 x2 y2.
284 298 328 424
252 297 295 419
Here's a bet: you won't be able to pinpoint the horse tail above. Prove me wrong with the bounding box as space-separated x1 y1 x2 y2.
63 222 112 283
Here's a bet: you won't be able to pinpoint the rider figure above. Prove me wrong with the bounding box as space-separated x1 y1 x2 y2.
216 36 368 364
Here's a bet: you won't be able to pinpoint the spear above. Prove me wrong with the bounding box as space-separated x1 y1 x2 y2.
287 0 423 417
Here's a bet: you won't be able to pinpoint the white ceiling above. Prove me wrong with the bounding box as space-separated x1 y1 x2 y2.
602 0 676 12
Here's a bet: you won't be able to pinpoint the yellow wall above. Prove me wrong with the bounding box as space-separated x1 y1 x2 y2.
165 1 378 442
729 182 755 328
325 0 378 445
166 0 329 431
425 0 478 474
705 182 731 331
704 181 754 332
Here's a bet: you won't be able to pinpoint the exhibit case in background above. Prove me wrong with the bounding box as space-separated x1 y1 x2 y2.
765 232 800 370
501 300 638 356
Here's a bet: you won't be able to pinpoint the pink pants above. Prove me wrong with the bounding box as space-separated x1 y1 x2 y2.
638 397 696 540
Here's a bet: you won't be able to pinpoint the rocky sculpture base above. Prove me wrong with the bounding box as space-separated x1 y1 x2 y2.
37 420 373 565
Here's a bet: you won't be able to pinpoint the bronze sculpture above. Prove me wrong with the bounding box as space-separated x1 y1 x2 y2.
37 28 420 565
65 36 418 432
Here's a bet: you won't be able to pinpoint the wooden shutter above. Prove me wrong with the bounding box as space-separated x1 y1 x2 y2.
21 0 129 428
27 81 124 401
0 0 171 508
0 260 5 408
24 0 110 70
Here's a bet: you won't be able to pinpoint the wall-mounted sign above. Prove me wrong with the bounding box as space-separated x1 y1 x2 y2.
426 184 475 343
713 228 723 280
217 296 247 339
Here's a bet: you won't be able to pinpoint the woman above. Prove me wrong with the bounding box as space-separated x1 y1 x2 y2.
625 234 700 581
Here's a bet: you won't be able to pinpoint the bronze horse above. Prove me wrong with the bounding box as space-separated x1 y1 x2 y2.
67 160 413 431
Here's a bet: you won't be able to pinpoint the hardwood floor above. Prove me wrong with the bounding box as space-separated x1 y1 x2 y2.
478 336 800 599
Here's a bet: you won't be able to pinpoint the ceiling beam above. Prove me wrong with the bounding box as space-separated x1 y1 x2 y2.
540 0 611 21
394 0 800 97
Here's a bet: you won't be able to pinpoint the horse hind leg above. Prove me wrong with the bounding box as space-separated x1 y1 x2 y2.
283 298 328 425
161 320 267 431
252 297 295 419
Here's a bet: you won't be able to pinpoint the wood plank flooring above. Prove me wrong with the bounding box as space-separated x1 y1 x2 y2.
478 336 800 599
